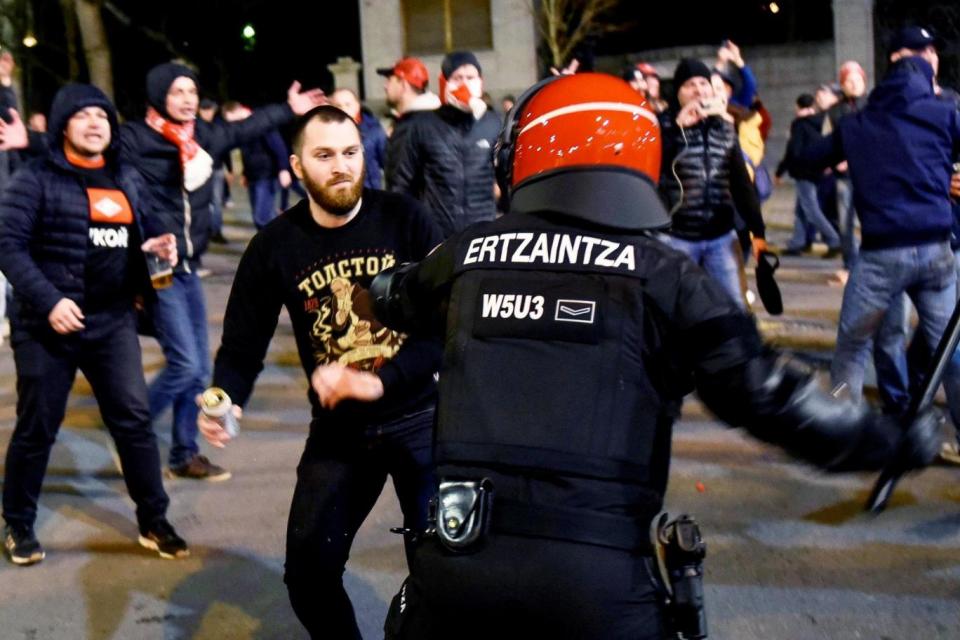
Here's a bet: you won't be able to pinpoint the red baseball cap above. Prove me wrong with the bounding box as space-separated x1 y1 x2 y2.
635 62 659 78
376 57 429 91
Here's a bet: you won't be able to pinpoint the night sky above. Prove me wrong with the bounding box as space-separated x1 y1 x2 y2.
25 0 362 118
15 0 958 119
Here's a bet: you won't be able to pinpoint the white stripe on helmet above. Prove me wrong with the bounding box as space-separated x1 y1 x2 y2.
519 102 659 136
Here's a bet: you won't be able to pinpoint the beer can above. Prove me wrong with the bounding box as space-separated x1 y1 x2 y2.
200 387 239 437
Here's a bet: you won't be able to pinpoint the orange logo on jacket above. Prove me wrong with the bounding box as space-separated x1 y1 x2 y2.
87 188 133 224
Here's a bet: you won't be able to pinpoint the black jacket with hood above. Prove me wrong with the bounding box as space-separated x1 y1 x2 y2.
119 63 295 272
0 83 152 331
800 57 960 250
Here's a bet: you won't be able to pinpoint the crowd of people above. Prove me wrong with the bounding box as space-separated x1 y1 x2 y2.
0 24 957 640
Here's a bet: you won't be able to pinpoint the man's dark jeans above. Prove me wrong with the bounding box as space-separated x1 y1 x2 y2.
3 311 170 531
284 407 435 640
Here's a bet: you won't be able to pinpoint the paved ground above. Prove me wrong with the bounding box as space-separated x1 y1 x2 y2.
1 187 959 640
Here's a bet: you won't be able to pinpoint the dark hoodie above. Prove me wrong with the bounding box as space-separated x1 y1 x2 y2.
801 57 960 250
358 107 388 189
118 62 295 272
0 84 152 329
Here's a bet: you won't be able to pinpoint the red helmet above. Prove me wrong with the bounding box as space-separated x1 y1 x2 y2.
496 73 668 230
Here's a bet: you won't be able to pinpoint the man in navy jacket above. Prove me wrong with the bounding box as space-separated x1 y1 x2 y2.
800 55 960 433
0 84 188 565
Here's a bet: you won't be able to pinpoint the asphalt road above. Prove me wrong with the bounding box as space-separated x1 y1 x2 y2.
0 188 958 640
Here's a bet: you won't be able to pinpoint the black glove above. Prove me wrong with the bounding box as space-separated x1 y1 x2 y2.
830 406 944 473
895 407 944 471
699 353 943 473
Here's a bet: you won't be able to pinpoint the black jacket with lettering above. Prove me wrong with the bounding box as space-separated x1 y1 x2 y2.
374 202 919 542
212 189 444 425
386 105 500 238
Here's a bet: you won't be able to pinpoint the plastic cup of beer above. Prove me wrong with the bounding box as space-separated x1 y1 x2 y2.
147 253 174 290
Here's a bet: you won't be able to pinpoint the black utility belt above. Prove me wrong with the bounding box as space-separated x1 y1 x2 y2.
390 481 709 639
418 477 652 554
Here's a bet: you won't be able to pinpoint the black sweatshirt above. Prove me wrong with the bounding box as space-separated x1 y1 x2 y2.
213 189 444 424
76 162 143 312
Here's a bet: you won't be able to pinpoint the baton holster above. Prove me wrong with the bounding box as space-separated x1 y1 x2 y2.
427 478 494 553
650 512 708 639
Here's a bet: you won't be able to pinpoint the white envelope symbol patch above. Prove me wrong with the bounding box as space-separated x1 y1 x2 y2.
555 299 596 324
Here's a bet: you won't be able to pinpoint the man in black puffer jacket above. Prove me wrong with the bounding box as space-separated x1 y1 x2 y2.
0 84 188 566
386 51 501 238
659 58 766 310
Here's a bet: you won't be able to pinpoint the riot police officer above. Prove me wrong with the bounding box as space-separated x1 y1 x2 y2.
371 73 941 639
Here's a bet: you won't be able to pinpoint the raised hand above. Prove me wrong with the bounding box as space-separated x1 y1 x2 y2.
287 81 327 116
0 108 28 151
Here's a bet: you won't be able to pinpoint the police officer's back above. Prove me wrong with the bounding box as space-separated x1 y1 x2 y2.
372 73 940 640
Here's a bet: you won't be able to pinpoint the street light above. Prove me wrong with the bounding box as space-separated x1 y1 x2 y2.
22 33 37 48
241 23 256 51
769 2 780 14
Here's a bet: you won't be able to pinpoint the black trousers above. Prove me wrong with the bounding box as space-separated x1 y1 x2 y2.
2 311 170 531
385 533 667 640
283 407 435 640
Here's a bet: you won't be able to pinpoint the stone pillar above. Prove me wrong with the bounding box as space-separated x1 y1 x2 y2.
328 56 363 95
359 0 405 102
832 0 875 86
358 0 537 109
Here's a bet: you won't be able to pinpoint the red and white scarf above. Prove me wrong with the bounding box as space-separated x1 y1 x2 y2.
145 106 213 192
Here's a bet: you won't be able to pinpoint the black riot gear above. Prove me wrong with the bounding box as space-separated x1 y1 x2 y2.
371 73 940 640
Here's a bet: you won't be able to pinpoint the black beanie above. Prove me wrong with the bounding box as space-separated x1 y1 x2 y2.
672 58 712 94
146 62 199 119
48 83 119 150
441 51 482 78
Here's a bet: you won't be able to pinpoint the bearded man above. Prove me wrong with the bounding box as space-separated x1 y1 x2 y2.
386 50 501 237
196 105 443 639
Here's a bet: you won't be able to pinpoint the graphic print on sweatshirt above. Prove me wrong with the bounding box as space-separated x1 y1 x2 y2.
87 187 133 249
295 249 403 372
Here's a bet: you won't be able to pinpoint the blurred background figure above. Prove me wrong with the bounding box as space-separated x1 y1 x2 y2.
222 101 293 229
329 87 388 189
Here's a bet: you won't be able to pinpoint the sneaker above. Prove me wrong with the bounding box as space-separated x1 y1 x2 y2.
4 524 45 565
138 519 190 559
168 454 231 481
209 232 229 245
821 247 843 260
781 246 810 256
